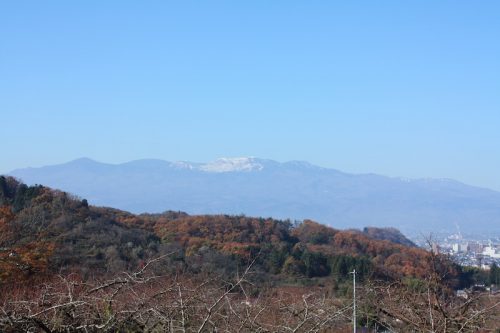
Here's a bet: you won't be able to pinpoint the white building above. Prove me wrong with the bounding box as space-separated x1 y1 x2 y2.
452 243 468 253
482 246 500 259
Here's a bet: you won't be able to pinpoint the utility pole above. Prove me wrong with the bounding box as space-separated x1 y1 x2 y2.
350 269 356 333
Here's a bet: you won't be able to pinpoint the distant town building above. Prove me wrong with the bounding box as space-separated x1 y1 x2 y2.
483 245 500 259
415 231 500 269
468 242 484 254
452 243 468 253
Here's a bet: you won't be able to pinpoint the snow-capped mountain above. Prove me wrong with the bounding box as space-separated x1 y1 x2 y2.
8 157 500 233
198 157 264 173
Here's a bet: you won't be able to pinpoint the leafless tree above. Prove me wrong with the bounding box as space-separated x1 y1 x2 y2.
358 244 500 332
0 254 354 332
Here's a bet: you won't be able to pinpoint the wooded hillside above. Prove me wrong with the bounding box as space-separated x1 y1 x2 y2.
2 176 496 332
1 176 443 286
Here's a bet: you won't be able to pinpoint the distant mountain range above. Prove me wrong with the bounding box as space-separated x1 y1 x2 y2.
9 157 500 233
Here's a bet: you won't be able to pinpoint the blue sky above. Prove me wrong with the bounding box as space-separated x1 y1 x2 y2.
1 1 499 190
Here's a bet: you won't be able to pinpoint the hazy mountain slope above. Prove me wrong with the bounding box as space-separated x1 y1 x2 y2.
10 157 500 232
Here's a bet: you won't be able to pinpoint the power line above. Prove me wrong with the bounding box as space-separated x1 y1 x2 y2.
350 269 356 333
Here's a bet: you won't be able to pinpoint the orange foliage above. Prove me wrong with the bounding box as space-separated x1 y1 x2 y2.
0 241 56 283
0 205 15 244
292 219 337 243
152 214 290 256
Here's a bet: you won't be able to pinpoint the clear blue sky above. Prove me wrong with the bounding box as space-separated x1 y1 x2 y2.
1 1 499 190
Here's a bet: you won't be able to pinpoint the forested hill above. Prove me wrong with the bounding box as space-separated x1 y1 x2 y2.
361 227 416 247
0 176 452 286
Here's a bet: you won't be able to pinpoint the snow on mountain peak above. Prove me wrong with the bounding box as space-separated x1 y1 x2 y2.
199 157 264 173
